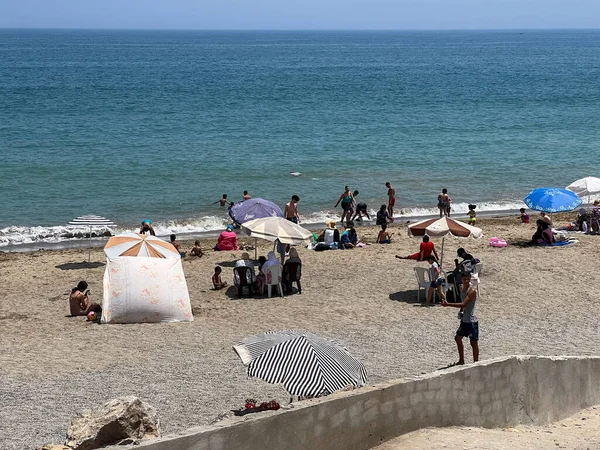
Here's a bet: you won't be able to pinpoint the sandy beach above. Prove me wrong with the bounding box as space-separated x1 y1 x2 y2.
2 213 599 449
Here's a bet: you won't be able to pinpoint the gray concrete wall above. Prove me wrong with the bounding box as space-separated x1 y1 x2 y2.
126 355 600 450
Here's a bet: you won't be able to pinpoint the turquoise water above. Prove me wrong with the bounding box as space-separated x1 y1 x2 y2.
1 29 600 246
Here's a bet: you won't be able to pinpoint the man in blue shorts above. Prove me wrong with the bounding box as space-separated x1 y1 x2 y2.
442 271 479 365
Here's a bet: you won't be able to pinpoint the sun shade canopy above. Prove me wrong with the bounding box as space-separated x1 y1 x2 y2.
104 233 179 258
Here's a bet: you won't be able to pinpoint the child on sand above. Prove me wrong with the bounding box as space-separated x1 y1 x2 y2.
442 270 479 365
376 204 390 226
212 194 228 207
376 223 393 244
170 234 186 257
212 267 227 290
520 208 530 224
426 255 446 306
467 204 477 224
190 240 204 257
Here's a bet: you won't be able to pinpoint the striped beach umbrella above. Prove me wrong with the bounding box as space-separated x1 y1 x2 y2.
408 217 483 268
104 233 179 259
233 330 367 398
67 215 116 262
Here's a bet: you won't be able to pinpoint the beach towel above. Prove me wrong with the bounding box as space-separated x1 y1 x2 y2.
539 240 577 247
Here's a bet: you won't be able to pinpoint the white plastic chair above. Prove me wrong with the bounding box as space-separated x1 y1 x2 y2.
263 264 283 298
413 267 429 303
414 266 449 304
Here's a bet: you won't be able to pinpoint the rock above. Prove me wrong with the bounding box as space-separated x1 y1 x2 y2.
36 445 72 450
65 396 160 450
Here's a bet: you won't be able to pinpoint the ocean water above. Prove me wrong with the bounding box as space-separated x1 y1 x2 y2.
1 29 600 247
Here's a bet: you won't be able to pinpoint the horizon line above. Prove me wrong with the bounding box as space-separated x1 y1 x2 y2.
1 26 600 32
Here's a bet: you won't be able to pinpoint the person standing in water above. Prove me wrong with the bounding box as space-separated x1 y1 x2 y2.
334 186 353 227
385 182 396 222
243 190 252 201
212 194 228 207
437 188 451 218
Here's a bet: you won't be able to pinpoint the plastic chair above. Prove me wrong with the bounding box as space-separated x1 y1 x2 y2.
233 266 254 298
414 266 449 304
413 267 429 303
263 265 283 298
283 261 302 294
472 262 483 296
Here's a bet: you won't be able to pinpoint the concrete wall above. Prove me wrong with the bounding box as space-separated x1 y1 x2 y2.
126 356 600 450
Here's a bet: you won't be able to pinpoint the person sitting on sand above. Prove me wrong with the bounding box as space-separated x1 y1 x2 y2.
540 211 552 226
426 255 446 306
212 194 228 207
532 219 555 245
340 223 359 249
69 281 102 317
317 220 340 246
396 235 439 261
190 240 204 257
170 234 186 257
442 270 479 365
139 220 155 236
376 204 390 226
212 266 227 290
213 225 239 251
520 208 530 224
376 223 393 244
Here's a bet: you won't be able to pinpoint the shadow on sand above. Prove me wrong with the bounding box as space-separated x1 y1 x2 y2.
55 261 106 270
389 290 423 305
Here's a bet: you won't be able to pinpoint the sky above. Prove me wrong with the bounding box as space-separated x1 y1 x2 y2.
0 0 599 30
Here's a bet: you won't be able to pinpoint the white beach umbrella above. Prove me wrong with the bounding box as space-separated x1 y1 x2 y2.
241 217 313 260
566 177 600 203
67 214 116 262
408 217 483 267
104 233 179 259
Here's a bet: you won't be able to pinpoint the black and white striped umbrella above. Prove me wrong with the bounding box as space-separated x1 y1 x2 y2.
233 330 367 398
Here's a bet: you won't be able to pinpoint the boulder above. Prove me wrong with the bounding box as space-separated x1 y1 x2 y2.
65 396 160 450
36 445 71 450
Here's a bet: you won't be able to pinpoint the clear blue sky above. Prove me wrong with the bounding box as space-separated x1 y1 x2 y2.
1 0 599 30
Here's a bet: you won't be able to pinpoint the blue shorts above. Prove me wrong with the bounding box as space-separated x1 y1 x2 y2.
287 217 298 224
456 321 479 341
430 278 443 288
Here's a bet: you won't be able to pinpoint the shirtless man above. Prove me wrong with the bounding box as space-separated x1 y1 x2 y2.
212 194 228 207
243 190 252 201
284 195 300 224
385 182 396 221
170 234 185 257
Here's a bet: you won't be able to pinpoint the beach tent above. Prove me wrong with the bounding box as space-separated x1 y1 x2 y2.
408 217 483 268
101 234 192 324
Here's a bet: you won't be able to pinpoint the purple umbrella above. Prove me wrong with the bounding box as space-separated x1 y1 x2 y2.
230 198 284 225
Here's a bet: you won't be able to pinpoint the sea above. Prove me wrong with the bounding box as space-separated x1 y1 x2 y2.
1 29 600 249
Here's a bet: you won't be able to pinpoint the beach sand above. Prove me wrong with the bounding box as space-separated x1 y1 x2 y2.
1 213 599 449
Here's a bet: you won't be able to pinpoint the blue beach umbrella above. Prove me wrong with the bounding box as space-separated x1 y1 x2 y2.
523 188 582 213
229 198 284 225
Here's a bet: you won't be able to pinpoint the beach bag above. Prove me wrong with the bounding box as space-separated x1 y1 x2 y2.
313 242 330 252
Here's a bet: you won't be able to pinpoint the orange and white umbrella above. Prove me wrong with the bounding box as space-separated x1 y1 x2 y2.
104 233 179 259
408 217 482 268
408 217 483 239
